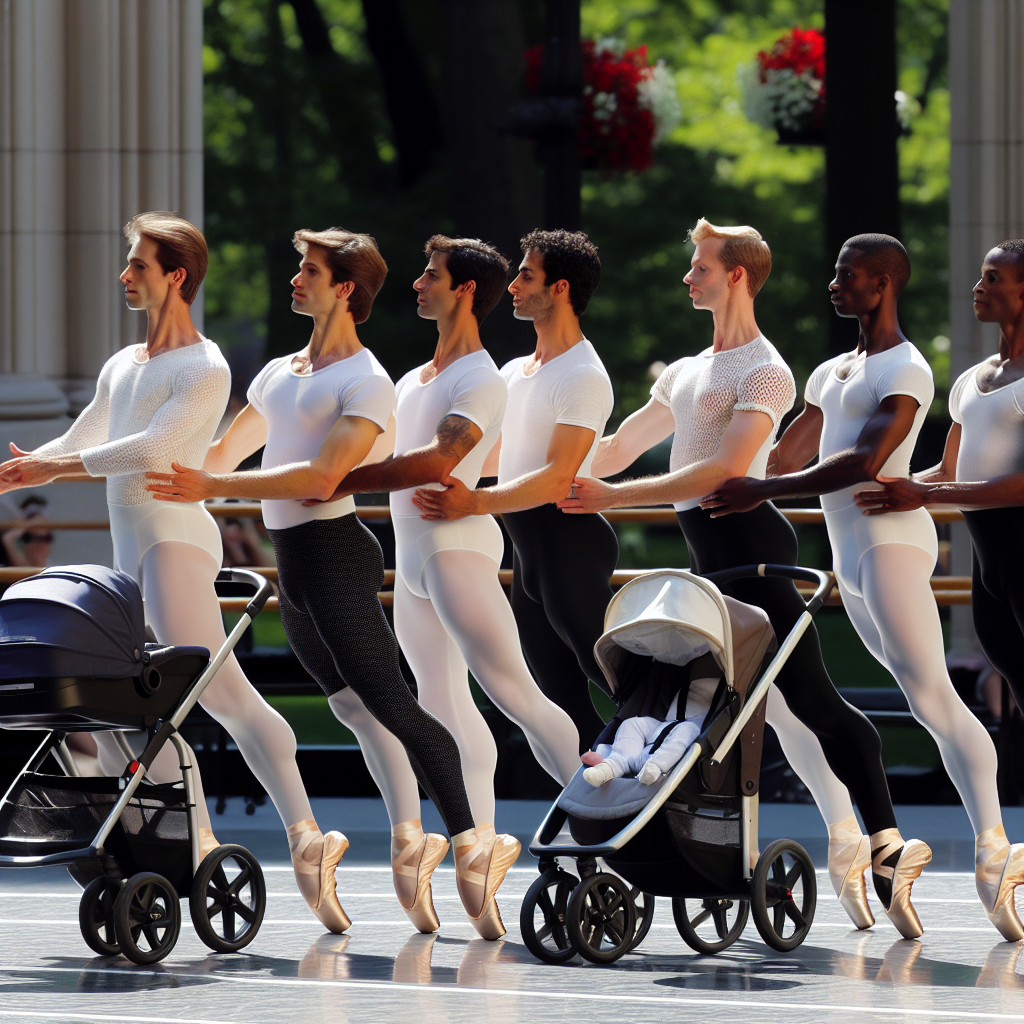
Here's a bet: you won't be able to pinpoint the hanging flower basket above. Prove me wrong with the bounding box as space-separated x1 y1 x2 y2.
524 39 680 173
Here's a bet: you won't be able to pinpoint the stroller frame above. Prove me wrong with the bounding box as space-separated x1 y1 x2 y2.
523 564 834 964
0 568 274 963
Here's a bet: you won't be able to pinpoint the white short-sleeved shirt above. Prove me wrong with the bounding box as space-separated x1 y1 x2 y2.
497 339 614 485
390 350 507 517
247 348 395 530
805 341 933 511
651 336 796 511
950 362 1024 482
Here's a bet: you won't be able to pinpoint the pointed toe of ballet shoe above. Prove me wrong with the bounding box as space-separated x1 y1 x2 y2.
314 831 351 934
835 836 874 930
396 833 449 934
882 839 932 940
984 844 1024 942
839 891 875 931
469 897 506 941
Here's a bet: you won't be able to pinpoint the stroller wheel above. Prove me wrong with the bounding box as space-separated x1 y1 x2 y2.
567 872 637 965
520 867 579 964
672 897 749 954
750 839 816 952
113 872 181 965
189 844 266 953
79 877 121 956
628 888 656 951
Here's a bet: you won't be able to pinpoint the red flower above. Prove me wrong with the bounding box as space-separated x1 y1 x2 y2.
757 28 825 83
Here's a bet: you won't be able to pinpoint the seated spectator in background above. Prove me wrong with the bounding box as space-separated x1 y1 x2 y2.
0 495 53 568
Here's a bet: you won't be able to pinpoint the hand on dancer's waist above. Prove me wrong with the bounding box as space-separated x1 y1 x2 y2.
146 463 215 503
556 476 613 515
412 476 474 520
699 477 765 517
854 476 925 515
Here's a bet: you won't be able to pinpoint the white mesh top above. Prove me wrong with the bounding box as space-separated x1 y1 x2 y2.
36 340 231 506
949 361 1024 482
651 336 796 511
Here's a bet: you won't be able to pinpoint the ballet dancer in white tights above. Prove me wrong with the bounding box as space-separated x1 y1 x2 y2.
702 233 1023 941
0 213 351 933
147 228 518 939
305 235 580 937
561 220 927 938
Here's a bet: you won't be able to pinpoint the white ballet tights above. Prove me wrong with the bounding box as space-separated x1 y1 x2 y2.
99 541 313 831
838 543 1002 836
394 549 580 825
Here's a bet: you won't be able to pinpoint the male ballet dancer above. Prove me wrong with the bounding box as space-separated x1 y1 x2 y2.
559 220 927 937
0 212 351 933
412 230 615 749
702 233 1020 941
306 236 579 934
146 228 518 936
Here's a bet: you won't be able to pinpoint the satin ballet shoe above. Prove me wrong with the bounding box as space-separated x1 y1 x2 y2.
391 819 450 934
872 835 932 940
197 826 221 862
288 820 352 934
454 825 521 941
827 818 874 930
976 828 1024 942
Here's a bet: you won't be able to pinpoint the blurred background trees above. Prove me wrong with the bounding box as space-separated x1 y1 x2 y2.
203 0 950 419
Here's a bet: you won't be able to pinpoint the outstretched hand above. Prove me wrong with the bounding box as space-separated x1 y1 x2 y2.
854 476 927 515
0 443 63 493
412 476 476 520
556 477 615 514
699 477 765 517
145 463 216 503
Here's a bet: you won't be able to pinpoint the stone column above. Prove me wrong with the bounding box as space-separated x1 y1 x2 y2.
947 0 1024 657
0 0 203 566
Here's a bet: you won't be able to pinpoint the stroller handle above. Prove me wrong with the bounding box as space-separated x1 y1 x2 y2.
703 564 834 615
216 568 274 619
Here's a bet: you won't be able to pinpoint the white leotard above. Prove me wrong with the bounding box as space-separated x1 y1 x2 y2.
497 339 613 484
247 348 394 530
949 362 1024 481
391 350 507 598
651 335 796 510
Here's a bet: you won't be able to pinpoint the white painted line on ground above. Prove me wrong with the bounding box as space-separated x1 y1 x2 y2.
0 1012 234 1024
3 966 1023 1021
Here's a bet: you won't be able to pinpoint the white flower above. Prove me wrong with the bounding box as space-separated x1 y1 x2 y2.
593 90 618 122
895 90 921 131
638 59 682 143
740 61 822 132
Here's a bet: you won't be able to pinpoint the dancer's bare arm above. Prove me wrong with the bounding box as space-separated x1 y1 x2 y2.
479 434 501 477
203 404 269 474
412 423 595 520
306 414 483 504
557 410 773 514
767 402 823 477
146 414 382 503
591 400 675 479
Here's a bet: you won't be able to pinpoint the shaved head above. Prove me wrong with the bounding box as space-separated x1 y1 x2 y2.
841 233 911 297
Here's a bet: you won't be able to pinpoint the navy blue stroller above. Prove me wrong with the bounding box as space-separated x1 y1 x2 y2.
0 564 273 964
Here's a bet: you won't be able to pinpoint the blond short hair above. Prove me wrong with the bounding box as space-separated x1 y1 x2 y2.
688 219 772 297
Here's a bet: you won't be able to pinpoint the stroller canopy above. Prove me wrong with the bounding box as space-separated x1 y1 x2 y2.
0 565 145 680
594 570 773 697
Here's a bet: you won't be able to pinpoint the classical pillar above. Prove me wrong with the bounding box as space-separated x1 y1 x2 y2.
0 0 203 565
947 0 1024 657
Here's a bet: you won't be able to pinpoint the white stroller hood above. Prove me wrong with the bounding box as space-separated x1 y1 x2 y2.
595 570 772 696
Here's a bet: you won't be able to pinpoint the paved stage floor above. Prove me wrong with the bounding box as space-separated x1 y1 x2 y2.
1 800 1023 1024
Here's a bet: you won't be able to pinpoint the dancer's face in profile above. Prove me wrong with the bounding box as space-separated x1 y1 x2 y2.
509 248 556 321
413 251 459 321
828 248 885 318
683 238 732 311
290 245 349 319
120 235 180 311
973 248 1024 326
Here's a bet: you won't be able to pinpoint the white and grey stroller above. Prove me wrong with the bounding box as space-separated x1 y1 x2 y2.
0 564 274 965
520 564 833 965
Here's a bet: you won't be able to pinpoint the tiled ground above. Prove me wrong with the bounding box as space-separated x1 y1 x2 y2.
0 801 1021 1024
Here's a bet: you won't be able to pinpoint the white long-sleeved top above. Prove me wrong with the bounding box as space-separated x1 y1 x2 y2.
36 340 231 506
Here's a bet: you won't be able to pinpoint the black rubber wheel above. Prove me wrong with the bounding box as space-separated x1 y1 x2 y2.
113 872 181 965
519 867 578 964
567 872 637 965
628 888 656 951
79 877 121 956
672 896 749 954
750 839 816 952
189 844 266 953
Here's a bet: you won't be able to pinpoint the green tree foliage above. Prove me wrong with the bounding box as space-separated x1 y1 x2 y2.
203 0 950 419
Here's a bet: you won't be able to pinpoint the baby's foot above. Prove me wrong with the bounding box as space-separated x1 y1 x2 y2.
637 762 663 785
583 762 616 787
581 751 603 767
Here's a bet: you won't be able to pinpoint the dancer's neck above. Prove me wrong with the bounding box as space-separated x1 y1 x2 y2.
431 305 483 374
303 307 363 370
142 293 203 357
530 307 584 365
855 301 908 356
709 298 761 353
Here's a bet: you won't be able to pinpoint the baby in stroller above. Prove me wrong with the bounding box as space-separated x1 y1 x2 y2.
582 650 722 787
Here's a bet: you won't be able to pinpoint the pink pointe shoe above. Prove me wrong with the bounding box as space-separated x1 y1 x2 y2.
391 819 450 934
453 825 521 940
288 820 352 934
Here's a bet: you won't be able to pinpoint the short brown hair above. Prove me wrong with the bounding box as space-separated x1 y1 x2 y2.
124 212 208 305
424 235 511 324
688 218 772 297
292 228 388 324
520 229 601 316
